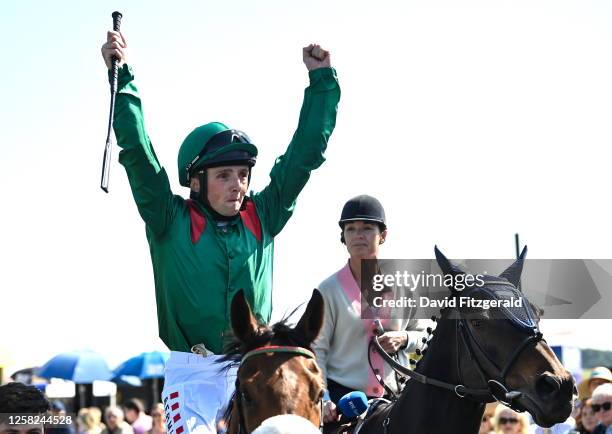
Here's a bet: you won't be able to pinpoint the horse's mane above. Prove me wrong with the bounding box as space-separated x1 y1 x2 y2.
440 276 544 321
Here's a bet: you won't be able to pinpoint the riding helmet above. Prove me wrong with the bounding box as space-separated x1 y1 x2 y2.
338 195 387 230
177 122 258 187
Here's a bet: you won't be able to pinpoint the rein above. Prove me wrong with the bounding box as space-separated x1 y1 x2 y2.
372 281 544 414
233 345 323 434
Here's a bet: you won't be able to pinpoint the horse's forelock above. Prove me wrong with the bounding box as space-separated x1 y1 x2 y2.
223 317 317 365
271 321 312 350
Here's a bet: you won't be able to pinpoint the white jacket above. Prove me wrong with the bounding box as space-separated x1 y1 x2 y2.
312 262 430 397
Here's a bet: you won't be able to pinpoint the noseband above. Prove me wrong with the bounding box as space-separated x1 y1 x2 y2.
373 280 543 412
233 345 323 433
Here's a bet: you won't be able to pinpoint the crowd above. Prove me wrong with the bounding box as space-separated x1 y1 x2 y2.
0 382 167 434
1 352 611 434
89 400 166 434
81 401 166 434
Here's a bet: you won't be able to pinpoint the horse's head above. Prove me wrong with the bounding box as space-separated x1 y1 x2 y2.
227 290 325 433
433 246 575 427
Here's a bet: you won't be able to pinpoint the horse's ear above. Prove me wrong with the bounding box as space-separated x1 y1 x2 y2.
230 290 259 343
434 245 465 277
295 289 325 346
500 246 528 289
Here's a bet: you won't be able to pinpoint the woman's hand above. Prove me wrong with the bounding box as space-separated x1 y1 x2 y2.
322 400 339 423
378 331 408 354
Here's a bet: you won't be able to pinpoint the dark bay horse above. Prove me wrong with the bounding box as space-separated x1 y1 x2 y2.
223 289 326 433
353 246 575 434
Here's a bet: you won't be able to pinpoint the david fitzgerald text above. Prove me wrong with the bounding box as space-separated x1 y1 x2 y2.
372 296 524 310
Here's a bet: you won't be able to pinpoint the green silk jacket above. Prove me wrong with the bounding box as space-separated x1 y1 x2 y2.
112 64 340 354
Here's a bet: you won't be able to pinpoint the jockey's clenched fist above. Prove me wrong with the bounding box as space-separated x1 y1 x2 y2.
303 44 331 71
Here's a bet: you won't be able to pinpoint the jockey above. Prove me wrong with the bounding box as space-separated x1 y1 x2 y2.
101 30 340 434
311 195 429 425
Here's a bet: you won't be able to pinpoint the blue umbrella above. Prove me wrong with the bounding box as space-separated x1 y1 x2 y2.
38 350 112 383
112 375 143 387
113 351 169 379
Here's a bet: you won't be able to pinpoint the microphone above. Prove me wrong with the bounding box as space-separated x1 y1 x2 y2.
337 391 369 418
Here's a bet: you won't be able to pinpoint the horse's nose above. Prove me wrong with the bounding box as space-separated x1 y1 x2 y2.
536 373 560 399
536 373 574 401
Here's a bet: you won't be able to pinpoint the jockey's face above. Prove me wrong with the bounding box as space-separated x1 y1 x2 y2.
190 165 250 216
343 221 386 260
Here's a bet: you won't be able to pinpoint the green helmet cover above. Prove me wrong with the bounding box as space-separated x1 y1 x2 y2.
177 122 258 187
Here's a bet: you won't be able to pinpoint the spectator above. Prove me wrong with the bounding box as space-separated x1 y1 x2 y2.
591 383 612 434
77 407 104 434
122 400 151 434
575 399 599 433
579 367 612 400
102 407 133 434
0 382 49 434
47 400 76 434
492 405 529 434
480 403 498 434
146 404 165 434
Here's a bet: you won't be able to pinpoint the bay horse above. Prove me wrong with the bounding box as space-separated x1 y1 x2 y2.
352 246 575 434
223 289 326 434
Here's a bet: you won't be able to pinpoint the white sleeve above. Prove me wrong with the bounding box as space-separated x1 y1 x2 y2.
311 287 336 389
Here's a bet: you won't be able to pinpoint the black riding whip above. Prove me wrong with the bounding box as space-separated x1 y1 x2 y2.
100 11 123 193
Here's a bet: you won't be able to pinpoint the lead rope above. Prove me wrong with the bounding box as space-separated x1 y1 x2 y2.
368 340 398 399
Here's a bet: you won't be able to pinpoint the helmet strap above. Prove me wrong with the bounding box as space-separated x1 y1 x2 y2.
194 171 210 208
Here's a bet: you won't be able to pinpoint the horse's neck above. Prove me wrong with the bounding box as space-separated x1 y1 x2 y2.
389 319 485 434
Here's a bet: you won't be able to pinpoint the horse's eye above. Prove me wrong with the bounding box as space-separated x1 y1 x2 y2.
241 389 253 405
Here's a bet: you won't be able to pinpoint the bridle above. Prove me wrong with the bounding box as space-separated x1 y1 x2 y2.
372 280 544 412
232 345 324 434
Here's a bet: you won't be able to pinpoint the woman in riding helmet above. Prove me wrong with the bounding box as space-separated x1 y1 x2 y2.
312 195 429 425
